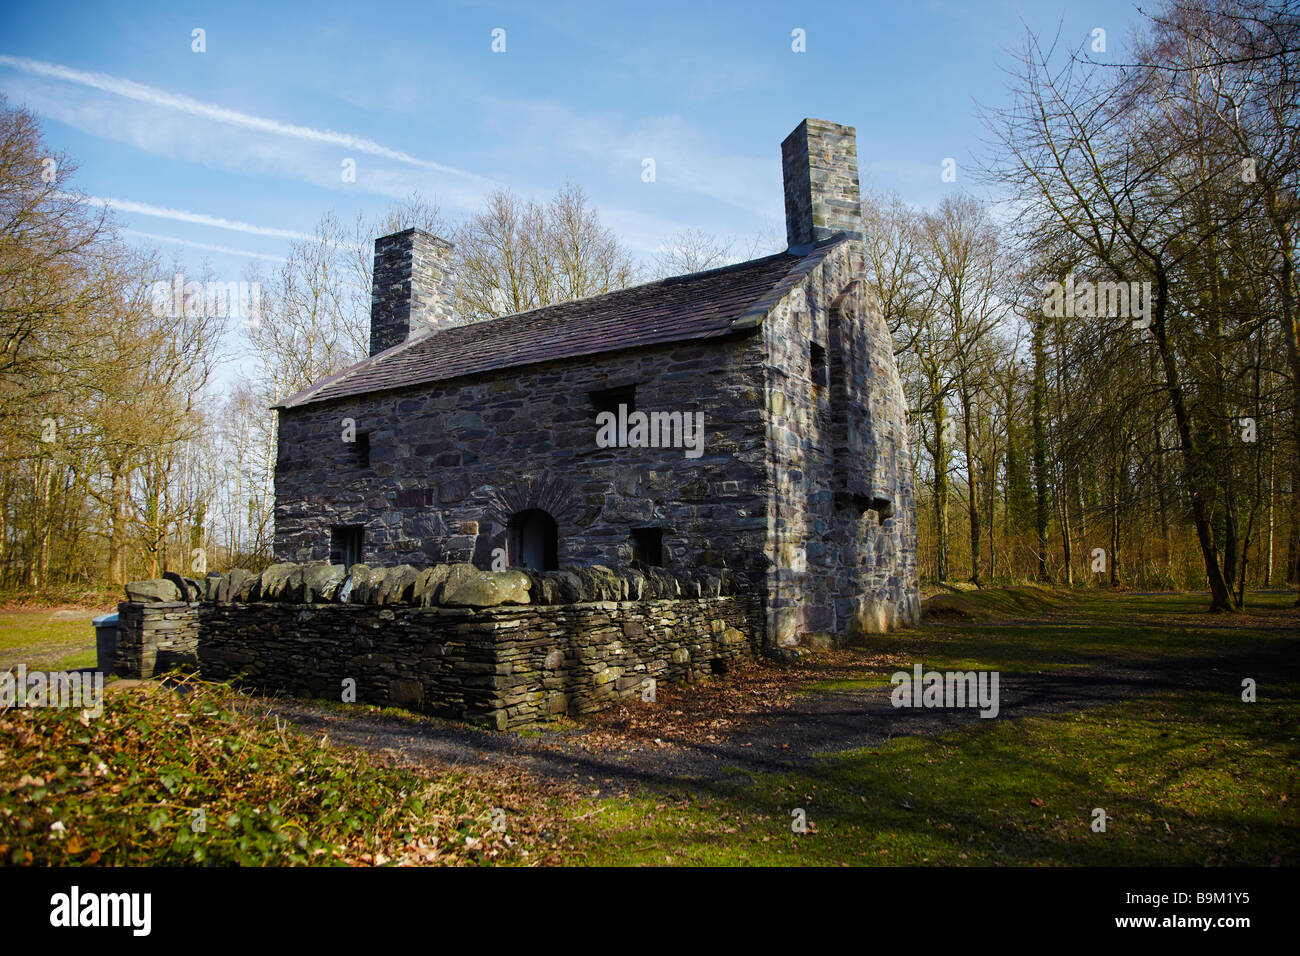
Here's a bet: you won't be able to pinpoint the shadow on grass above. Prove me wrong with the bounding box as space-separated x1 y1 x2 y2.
563 683 1299 866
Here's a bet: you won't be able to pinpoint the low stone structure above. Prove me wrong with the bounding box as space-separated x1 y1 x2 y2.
114 600 200 679
197 593 760 730
197 559 741 607
120 561 761 728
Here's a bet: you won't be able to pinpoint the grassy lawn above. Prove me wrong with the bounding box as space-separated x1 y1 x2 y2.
559 686 1297 865
559 590 1300 866
808 588 1297 691
0 608 106 671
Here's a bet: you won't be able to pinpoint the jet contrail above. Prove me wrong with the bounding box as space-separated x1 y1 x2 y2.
120 229 288 262
0 54 487 181
71 193 314 240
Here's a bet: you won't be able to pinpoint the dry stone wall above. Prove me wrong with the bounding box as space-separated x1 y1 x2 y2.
197 592 760 730
121 562 761 730
114 601 200 679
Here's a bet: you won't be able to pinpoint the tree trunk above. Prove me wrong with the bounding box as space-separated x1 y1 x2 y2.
934 398 951 582
1031 315 1051 582
107 457 128 585
1109 459 1121 587
1264 194 1300 604
1265 427 1275 587
1151 273 1235 611
963 386 981 586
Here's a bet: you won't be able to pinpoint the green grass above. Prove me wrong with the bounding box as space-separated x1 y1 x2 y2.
802 678 894 692
922 583 1069 618
0 608 104 671
871 589 1297 678
48 649 97 670
560 590 1300 866
562 685 1298 866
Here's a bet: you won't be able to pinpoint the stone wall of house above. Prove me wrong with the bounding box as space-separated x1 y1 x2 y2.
274 243 919 648
757 240 920 646
165 562 764 730
273 335 774 591
114 601 200 678
270 118 917 650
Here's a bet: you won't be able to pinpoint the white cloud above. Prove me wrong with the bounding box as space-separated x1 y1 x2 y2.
0 57 500 212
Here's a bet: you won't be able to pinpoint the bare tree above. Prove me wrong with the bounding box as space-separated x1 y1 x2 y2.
452 183 638 320
921 194 1007 585
653 229 736 277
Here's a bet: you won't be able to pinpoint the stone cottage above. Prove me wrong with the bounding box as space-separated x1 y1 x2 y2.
273 118 919 650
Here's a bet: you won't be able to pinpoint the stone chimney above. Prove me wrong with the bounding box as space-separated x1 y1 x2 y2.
369 228 457 356
781 119 863 251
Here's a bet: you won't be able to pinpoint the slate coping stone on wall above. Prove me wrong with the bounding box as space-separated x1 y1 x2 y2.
178 560 746 610
641 567 680 600
124 578 183 603
583 565 630 601
304 563 347 602
259 563 299 601
227 568 258 602
440 564 531 607
344 564 378 604
521 569 558 605
375 564 420 605
548 570 586 604
415 565 453 605
162 571 202 602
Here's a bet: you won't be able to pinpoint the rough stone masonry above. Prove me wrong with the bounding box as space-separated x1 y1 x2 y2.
120 561 760 730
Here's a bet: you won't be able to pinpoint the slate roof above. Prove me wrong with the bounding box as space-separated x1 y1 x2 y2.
276 236 845 409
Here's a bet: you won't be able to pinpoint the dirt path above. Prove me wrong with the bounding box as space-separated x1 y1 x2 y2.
263 639 1299 796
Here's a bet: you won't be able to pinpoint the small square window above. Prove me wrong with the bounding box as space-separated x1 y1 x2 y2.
590 385 636 419
810 342 828 388
331 525 364 569
630 527 664 567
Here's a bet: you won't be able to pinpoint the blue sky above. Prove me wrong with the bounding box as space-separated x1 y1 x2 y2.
2 0 1148 284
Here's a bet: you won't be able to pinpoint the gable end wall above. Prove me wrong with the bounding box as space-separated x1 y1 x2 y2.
759 240 919 645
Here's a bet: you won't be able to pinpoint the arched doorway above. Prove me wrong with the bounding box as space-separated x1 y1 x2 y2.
507 509 558 571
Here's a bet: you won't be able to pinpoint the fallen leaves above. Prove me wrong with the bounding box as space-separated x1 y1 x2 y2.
548 650 886 756
1 675 573 867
